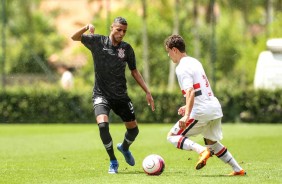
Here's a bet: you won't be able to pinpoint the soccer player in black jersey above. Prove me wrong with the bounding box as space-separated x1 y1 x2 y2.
71 17 155 174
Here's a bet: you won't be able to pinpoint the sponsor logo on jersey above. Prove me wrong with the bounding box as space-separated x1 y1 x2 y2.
103 48 111 51
103 47 115 55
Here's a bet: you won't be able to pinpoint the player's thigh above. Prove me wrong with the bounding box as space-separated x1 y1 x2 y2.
169 119 206 137
93 96 111 122
112 98 136 123
202 118 223 142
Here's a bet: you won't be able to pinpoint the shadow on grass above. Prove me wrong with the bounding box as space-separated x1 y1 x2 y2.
200 174 248 177
117 171 146 175
117 167 145 175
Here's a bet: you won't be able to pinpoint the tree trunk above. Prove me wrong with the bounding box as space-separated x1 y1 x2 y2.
168 0 179 92
1 0 7 90
141 0 150 86
192 0 200 59
265 0 273 37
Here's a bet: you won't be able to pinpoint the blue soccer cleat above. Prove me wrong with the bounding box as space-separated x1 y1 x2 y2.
108 160 119 174
117 143 135 166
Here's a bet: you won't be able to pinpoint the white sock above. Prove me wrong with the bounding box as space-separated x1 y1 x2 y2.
167 135 205 154
208 142 243 172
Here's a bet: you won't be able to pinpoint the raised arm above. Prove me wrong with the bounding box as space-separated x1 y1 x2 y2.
71 24 95 41
131 69 155 111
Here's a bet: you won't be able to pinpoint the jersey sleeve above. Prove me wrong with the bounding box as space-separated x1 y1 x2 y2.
81 34 101 51
180 67 194 91
126 44 137 70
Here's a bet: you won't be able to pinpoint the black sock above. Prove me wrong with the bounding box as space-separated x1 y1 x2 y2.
98 122 116 161
122 126 139 151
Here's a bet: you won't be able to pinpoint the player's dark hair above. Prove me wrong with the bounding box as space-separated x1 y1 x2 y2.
164 34 186 53
113 17 128 25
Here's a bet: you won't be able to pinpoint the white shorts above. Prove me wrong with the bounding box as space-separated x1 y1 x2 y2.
169 118 223 141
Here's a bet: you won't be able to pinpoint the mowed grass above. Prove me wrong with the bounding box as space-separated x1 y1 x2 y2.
0 123 282 184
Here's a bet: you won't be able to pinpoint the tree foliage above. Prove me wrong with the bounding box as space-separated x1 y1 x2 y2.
1 0 64 74
1 0 282 90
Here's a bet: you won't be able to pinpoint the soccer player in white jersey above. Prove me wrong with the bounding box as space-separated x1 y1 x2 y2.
164 34 246 176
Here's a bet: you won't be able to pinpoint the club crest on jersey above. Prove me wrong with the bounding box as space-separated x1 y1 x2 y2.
117 48 125 58
94 97 103 104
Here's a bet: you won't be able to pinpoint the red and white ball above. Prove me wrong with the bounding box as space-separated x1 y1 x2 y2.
142 154 165 175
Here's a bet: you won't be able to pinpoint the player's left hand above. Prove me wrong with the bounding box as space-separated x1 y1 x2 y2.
178 106 186 116
179 115 189 129
146 93 155 111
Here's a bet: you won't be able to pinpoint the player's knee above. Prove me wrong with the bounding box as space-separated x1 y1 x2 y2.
98 122 108 130
167 132 173 139
204 138 217 145
97 122 112 144
167 134 173 143
167 135 171 142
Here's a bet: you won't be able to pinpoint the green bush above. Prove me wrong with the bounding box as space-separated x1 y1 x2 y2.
217 88 282 123
0 88 281 123
0 89 93 123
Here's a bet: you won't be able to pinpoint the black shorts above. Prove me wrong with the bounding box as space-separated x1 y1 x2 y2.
92 95 136 122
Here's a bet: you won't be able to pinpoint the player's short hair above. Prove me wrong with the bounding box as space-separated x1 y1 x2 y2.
164 34 186 53
113 17 128 25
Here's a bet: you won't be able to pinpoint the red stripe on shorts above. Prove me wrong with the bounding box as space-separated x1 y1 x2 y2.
177 136 185 149
176 118 195 135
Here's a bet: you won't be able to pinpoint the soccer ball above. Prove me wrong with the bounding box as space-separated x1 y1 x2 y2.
142 154 165 175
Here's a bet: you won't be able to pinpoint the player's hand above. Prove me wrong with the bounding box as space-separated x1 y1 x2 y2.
87 24 95 34
179 115 189 129
146 93 155 111
178 106 186 116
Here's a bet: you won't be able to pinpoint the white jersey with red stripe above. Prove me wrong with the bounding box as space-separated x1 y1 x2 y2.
176 56 223 121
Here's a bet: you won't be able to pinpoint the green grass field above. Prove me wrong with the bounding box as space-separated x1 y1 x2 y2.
0 123 281 184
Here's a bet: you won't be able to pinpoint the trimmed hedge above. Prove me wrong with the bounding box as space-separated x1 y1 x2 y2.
0 89 281 123
0 90 93 123
217 89 282 123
